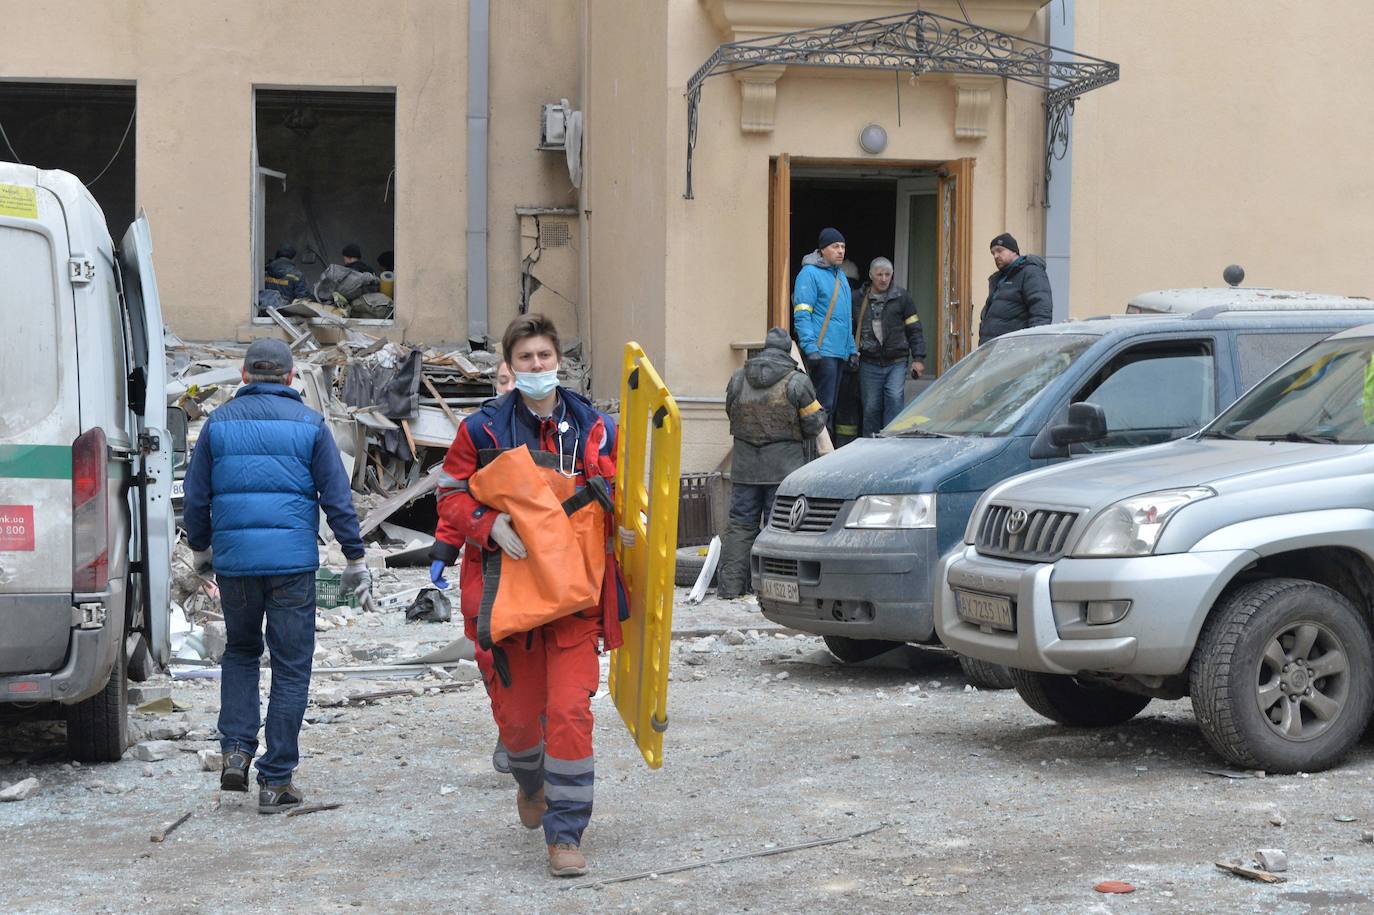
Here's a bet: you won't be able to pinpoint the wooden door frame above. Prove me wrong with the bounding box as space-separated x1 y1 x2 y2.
768 156 973 353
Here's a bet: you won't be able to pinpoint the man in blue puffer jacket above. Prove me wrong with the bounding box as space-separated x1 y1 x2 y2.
792 227 857 421
183 338 370 813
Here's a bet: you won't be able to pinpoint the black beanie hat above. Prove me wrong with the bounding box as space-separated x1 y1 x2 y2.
818 227 845 249
274 243 296 260
990 232 1019 254
342 242 362 259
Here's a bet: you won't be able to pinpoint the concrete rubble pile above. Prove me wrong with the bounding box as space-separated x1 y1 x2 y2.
161 319 590 625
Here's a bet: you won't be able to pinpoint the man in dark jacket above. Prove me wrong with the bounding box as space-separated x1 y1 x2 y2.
718 327 828 599
979 232 1053 344
263 244 311 304
341 242 374 275
854 256 926 434
183 338 372 813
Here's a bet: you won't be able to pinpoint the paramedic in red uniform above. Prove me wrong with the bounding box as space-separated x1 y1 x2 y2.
432 314 627 878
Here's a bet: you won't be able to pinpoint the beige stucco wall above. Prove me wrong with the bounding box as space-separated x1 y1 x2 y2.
488 1 582 344
1070 0 1374 314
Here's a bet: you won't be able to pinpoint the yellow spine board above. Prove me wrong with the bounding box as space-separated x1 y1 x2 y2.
609 342 682 769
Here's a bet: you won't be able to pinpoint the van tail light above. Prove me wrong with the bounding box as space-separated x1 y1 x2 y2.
72 427 109 593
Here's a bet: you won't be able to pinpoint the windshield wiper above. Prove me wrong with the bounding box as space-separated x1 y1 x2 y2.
885 428 958 439
1255 431 1341 444
1197 429 1239 440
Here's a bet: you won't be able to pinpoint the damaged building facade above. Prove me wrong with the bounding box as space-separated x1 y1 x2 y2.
7 0 1374 474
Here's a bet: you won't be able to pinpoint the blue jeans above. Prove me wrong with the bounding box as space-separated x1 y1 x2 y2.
807 356 844 426
718 483 778 598
217 572 316 786
858 359 908 435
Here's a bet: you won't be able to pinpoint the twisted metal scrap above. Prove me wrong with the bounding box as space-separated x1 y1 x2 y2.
684 9 1119 198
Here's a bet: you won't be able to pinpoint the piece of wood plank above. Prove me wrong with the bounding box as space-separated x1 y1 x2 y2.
151 810 194 843
285 802 343 818
1214 860 1285 884
400 418 417 458
421 375 464 428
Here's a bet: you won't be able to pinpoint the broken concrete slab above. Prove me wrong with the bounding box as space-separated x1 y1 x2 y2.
131 741 179 762
197 749 223 772
128 684 173 706
0 777 41 802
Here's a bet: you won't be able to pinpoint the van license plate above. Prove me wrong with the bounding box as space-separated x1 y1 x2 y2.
760 578 799 604
955 590 1014 631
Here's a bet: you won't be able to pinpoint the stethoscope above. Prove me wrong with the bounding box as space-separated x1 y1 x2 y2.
555 419 580 478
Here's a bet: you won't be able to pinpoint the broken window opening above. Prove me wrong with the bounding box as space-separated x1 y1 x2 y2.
0 81 136 239
253 87 396 325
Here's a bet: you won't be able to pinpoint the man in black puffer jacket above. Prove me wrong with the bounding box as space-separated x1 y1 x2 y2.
979 232 1053 345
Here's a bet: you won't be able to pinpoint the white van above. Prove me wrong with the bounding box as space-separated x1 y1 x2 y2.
0 163 177 761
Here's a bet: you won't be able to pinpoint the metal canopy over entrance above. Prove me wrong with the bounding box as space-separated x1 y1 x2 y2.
685 8 1119 198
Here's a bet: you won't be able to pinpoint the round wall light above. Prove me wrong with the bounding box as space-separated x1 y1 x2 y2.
859 123 888 155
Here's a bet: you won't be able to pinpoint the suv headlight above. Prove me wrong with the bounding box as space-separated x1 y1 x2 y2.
846 494 936 529
1073 487 1214 557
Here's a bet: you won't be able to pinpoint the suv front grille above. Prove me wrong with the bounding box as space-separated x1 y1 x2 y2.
975 504 1078 561
769 495 846 533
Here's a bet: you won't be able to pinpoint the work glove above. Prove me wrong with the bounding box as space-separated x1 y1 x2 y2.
803 352 823 376
429 559 450 590
490 513 528 560
911 361 925 380
191 547 214 578
619 526 637 549
342 558 377 613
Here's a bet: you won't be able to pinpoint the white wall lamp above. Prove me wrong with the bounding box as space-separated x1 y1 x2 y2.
858 123 888 155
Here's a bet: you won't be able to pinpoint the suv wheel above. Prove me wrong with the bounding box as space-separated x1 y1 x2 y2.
957 654 1016 690
1011 669 1151 726
65 636 129 762
823 635 899 665
1191 578 1374 774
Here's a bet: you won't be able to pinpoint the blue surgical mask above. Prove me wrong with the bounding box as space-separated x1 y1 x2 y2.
515 369 559 400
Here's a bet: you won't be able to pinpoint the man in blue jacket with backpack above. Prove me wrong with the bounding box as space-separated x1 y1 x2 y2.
792 227 857 421
183 338 372 813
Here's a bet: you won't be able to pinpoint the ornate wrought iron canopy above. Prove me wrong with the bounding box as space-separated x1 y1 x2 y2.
684 8 1119 198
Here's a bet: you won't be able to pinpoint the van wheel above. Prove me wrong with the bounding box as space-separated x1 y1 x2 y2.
823 635 899 664
958 654 1016 690
1191 578 1374 774
1011 669 1151 727
65 637 129 762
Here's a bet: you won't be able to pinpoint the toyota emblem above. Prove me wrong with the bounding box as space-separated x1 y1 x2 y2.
788 496 809 532
1005 509 1029 535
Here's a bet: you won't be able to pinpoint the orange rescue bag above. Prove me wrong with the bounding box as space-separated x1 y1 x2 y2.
468 445 609 649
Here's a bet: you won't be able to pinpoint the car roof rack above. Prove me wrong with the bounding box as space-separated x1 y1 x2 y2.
1188 303 1374 320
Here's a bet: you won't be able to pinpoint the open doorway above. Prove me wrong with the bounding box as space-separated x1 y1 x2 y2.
0 81 136 239
253 88 396 321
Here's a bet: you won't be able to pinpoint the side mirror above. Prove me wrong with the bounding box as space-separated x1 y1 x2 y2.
1049 402 1107 448
167 406 190 467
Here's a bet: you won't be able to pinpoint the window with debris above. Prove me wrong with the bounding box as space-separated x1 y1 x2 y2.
253 88 396 324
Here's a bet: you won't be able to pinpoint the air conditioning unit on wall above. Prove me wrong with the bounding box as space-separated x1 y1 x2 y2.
538 98 583 188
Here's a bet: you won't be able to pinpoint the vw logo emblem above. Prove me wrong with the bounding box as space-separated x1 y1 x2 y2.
1005 509 1029 535
788 496 809 532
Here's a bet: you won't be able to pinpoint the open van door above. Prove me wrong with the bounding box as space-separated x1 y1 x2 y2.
119 213 173 669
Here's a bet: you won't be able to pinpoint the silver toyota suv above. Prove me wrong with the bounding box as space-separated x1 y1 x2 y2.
936 324 1374 772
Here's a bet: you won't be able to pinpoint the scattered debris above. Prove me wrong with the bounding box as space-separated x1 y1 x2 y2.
1215 859 1286 884
0 777 41 802
285 802 343 818
1333 814 1358 823
1094 881 1136 894
136 696 191 715
1362 830 1373 844
128 684 173 706
1254 849 1288 873
405 588 452 623
1203 768 1261 779
565 824 886 891
151 810 194 843
131 741 179 762
197 749 223 772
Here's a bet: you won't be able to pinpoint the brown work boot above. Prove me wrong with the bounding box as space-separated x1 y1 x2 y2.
516 787 546 829
548 842 587 877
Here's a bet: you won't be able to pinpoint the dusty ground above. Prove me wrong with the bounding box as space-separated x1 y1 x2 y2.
4 587 1374 914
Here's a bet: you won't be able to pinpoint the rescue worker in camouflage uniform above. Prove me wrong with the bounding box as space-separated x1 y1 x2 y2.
717 327 828 599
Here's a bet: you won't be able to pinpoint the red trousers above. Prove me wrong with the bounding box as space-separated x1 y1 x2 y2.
468 610 601 845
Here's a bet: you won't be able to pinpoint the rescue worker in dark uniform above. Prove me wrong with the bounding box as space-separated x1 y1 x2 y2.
432 314 628 879
717 327 828 599
263 244 311 303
